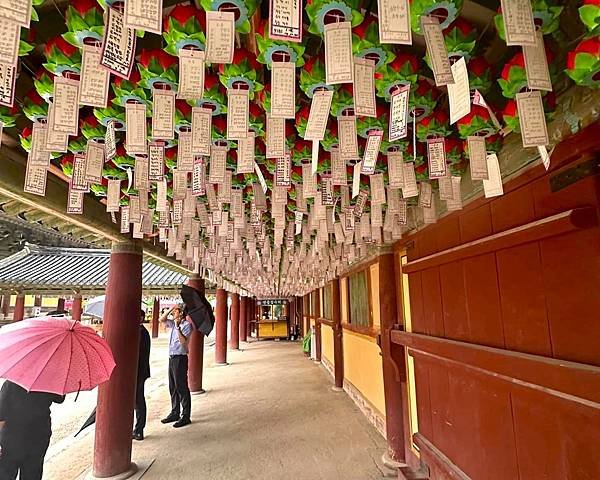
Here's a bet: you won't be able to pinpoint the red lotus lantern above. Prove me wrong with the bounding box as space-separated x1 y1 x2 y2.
375 53 419 100
255 19 306 67
566 36 600 88
163 4 206 56
137 49 179 90
456 104 499 139
219 48 263 96
416 109 451 142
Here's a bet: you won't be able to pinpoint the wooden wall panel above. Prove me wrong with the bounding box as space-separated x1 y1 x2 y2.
419 268 445 337
408 272 426 333
496 243 553 356
413 358 433 439
434 216 461 252
439 262 469 342
490 184 536 232
458 203 493 243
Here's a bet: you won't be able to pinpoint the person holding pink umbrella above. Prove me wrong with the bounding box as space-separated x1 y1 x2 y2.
0 315 116 480
0 380 65 479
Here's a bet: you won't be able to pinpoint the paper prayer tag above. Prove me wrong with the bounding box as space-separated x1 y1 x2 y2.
125 0 163 34
206 11 235 64
270 61 296 119
106 179 121 212
67 187 84 214
237 132 255 173
178 49 205 100
266 113 286 158
352 161 361 198
523 31 553 91
209 145 227 184
338 115 359 161
387 151 404 187
45 103 69 153
311 140 319 175
427 137 447 179
482 153 504 198
389 85 410 141
269 0 302 43
152 89 175 140
105 120 117 160
324 22 354 85
80 45 110 108
0 62 16 107
177 131 194 171
125 102 147 154
276 154 292 188
134 154 150 191
192 157 206 196
84 140 105 184
472 90 502 130
0 0 31 28
361 130 383 174
0 18 20 66
24 162 47 196
148 141 165 181
421 16 454 86
100 7 136 79
500 0 536 46
516 91 549 148
447 57 471 124
52 77 80 135
191 107 212 156
353 57 377 117
227 89 250 140
304 90 333 140
331 147 347 186
71 154 89 192
377 0 411 45
467 136 489 180
419 182 432 208
402 162 419 198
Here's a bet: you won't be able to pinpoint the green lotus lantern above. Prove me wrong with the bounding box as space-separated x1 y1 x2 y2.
566 36 600 88
218 49 263 98
163 4 206 56
410 0 464 34
299 57 338 98
190 73 227 115
502 92 557 133
375 53 419 100
63 0 104 48
94 103 126 131
330 85 355 117
137 49 178 90
416 110 451 142
356 104 386 138
467 56 493 94
199 0 259 34
60 155 74 177
0 105 18 129
43 36 81 76
255 20 305 67
112 69 151 107
306 0 363 36
498 48 557 98
409 79 440 122
33 70 54 102
495 0 563 39
112 145 136 171
352 14 394 70
23 90 48 123
81 115 107 142
456 105 499 139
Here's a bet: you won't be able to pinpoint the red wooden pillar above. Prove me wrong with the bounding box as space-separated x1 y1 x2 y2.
215 288 228 365
151 297 160 339
93 241 142 478
1 293 10 316
13 293 25 322
378 252 407 466
289 298 296 337
72 294 82 321
239 296 247 342
187 276 206 393
229 293 240 349
331 279 344 390
57 297 65 311
312 289 322 363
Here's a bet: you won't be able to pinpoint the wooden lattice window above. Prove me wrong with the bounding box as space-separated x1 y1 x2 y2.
348 269 370 327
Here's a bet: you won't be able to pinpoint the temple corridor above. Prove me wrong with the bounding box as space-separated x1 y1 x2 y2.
43 339 390 480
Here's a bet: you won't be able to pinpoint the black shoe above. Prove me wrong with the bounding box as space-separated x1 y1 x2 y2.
161 413 180 424
173 417 191 428
132 431 144 441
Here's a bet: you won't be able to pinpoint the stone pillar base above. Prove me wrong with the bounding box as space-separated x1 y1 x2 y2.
331 386 344 392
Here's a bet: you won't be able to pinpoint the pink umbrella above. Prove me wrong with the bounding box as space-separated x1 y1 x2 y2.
0 316 116 395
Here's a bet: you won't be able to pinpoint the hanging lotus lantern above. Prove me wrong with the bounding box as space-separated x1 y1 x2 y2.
163 146 177 171
111 145 136 171
0 105 18 129
468 56 493 94
352 14 394 70
416 110 451 142
380 138 409 155
163 4 206 56
408 79 440 122
43 36 82 75
456 104 499 139
218 49 263 97
566 37 600 88
295 106 311 138
20 26 36 57
463 133 503 157
356 104 386 138
60 155 74 177
212 115 237 149
300 57 338 98
410 0 464 33
68 134 88 154
321 121 338 151
495 0 563 39
175 100 192 133
330 85 355 117
249 102 265 137
112 69 151 107
306 0 363 36
31 70 54 103
425 18 476 68
502 92 557 133
199 0 259 34
81 115 106 142
138 49 178 90
292 140 312 165
191 73 227 115
94 102 126 131
23 90 48 123
90 178 109 197
255 20 305 67
579 0 600 34
498 48 557 98
20 125 62 159
444 137 464 166
103 160 128 181
375 53 419 101
63 0 104 47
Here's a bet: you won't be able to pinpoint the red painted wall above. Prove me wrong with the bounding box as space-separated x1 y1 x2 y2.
399 125 600 480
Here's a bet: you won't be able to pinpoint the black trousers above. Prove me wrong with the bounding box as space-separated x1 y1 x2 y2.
134 378 146 434
168 355 191 419
0 435 50 480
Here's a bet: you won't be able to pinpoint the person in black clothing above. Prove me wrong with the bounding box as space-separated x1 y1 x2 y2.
133 309 151 441
0 380 65 480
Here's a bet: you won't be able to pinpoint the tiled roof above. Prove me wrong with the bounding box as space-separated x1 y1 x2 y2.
0 244 189 294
